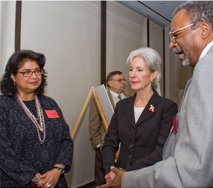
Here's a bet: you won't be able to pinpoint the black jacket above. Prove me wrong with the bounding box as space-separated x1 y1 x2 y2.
102 90 177 174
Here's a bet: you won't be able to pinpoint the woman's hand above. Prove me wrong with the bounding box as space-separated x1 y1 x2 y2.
105 171 116 183
98 166 126 188
37 169 61 188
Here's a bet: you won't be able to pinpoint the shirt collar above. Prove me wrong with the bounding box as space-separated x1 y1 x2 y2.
110 90 125 98
199 41 213 60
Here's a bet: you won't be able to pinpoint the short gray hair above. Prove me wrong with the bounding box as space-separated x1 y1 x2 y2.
174 1 213 30
126 47 161 90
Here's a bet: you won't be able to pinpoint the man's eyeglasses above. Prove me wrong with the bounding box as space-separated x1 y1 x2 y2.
17 69 43 77
111 79 127 83
169 23 193 43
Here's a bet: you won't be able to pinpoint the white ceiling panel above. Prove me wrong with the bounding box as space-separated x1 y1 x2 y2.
121 1 185 27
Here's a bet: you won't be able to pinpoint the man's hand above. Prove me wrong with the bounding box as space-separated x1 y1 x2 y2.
97 166 126 188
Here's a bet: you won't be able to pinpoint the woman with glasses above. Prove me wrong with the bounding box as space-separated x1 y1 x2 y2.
102 47 177 183
0 50 73 188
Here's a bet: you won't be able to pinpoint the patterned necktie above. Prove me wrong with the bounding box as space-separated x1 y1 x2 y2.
118 95 122 100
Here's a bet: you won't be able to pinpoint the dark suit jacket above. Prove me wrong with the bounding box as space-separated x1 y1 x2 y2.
102 90 177 174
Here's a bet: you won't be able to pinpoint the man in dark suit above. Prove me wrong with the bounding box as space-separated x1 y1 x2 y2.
98 2 213 188
89 71 130 186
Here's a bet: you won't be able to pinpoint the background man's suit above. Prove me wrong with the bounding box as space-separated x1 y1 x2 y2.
122 46 213 187
89 90 116 150
89 89 130 186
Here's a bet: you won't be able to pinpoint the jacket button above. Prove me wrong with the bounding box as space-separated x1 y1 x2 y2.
129 155 132 159
130 144 134 148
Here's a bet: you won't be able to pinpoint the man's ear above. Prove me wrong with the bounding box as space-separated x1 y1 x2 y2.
201 22 210 39
107 81 112 88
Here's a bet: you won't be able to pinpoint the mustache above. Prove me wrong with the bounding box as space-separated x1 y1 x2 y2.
172 48 190 66
172 48 183 54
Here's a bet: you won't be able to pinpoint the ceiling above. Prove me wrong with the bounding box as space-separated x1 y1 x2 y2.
121 1 185 27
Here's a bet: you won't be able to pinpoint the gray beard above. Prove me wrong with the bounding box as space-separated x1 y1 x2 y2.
172 48 190 67
182 56 190 67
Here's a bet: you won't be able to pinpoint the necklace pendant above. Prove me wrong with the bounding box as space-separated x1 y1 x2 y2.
39 127 43 132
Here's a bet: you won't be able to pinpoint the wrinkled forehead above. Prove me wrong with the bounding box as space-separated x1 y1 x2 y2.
171 9 191 31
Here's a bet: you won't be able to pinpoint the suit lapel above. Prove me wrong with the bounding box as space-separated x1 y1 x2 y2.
107 90 116 109
126 95 137 127
165 78 192 144
178 79 191 111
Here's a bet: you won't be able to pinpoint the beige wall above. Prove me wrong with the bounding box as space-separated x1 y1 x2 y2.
106 2 147 96
0 1 16 76
149 20 164 96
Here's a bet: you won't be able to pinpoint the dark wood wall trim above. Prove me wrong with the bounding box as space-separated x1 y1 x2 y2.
101 1 106 85
163 28 166 96
15 1 22 51
147 19 150 47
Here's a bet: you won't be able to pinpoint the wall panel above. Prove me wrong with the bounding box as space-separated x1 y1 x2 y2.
149 20 164 96
21 1 101 187
0 1 16 75
106 2 147 95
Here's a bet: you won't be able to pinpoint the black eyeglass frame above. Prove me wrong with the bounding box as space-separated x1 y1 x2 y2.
110 78 127 83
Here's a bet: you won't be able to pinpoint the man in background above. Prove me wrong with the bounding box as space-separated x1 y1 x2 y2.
98 1 213 187
89 71 130 186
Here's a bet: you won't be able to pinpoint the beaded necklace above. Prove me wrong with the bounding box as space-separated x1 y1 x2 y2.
15 94 46 144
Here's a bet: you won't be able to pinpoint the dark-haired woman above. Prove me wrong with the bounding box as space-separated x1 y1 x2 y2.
0 50 73 187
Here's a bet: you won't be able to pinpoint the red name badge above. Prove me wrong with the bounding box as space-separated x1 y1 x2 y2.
45 110 59 118
173 115 178 134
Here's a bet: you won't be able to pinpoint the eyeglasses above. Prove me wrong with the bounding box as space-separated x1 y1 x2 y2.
111 79 127 83
17 69 43 77
169 23 193 43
